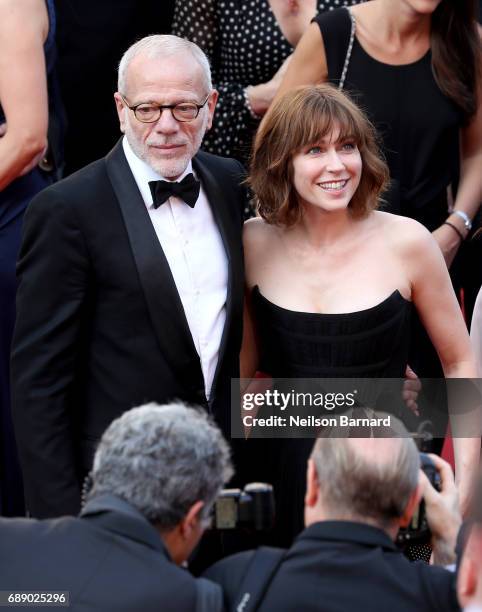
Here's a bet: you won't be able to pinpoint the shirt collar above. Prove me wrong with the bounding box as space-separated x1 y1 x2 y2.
296 520 397 551
122 136 194 208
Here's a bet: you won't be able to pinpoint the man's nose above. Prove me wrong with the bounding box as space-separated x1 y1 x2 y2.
154 108 179 133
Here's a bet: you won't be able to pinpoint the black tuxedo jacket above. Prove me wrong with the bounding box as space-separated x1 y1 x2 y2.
205 521 460 612
0 494 221 611
11 141 246 518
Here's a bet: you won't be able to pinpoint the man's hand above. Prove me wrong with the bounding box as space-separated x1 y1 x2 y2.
403 365 421 416
419 453 461 566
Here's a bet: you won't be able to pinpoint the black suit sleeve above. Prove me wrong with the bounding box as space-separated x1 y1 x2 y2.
11 186 90 518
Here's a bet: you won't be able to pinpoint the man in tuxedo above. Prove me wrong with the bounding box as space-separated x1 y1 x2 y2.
11 35 245 518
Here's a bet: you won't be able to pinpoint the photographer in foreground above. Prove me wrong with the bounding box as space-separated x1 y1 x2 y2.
206 426 462 611
0 402 231 611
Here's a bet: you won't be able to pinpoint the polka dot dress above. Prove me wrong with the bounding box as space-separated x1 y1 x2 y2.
172 0 361 167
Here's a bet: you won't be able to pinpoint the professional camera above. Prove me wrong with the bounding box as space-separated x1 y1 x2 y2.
396 452 441 548
212 482 275 532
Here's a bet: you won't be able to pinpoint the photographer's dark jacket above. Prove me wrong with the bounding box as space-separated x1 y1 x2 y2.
205 521 460 612
0 495 222 612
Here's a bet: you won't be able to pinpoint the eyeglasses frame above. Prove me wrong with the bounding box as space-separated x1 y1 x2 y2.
119 94 210 123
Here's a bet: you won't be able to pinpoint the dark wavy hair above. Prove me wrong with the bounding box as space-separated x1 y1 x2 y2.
249 84 389 227
431 0 481 121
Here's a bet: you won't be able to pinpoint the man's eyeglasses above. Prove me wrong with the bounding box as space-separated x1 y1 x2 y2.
120 94 209 123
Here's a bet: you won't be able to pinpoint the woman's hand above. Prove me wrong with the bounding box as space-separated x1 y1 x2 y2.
18 142 48 177
0 121 47 176
402 365 421 416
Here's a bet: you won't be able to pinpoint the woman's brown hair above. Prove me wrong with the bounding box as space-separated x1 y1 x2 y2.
249 84 389 227
432 0 481 120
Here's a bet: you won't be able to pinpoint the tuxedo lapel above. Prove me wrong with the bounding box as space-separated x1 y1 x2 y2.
105 141 204 392
193 153 244 396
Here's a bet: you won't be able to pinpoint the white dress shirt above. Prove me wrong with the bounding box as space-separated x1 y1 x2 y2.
122 137 228 400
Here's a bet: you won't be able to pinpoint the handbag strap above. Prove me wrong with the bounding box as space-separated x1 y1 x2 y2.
339 8 356 90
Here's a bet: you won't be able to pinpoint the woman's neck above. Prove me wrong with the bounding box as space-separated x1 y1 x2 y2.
376 0 432 44
293 206 357 250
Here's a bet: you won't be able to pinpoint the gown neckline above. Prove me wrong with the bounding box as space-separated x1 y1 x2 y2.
253 285 411 319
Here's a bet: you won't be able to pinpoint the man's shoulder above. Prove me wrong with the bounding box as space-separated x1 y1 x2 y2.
0 515 82 560
203 549 255 594
28 156 112 214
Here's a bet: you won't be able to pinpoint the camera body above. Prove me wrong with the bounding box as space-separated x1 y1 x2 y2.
396 452 441 548
212 482 275 531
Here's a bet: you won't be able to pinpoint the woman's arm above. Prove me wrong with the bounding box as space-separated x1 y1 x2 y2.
240 220 263 382
275 22 328 100
241 287 260 382
0 0 49 190
401 219 480 516
432 79 482 267
470 288 482 377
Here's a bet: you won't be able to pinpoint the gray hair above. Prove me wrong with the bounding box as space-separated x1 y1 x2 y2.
118 34 212 95
312 416 420 528
88 402 233 530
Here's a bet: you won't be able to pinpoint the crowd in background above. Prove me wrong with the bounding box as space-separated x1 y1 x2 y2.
0 2 482 609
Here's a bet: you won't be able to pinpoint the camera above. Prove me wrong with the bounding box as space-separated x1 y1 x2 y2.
396 452 441 548
212 482 275 531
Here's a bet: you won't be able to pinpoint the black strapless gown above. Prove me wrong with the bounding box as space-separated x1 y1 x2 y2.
251 286 412 546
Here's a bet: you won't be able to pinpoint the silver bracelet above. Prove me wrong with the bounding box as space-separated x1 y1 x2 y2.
451 210 472 231
243 87 261 120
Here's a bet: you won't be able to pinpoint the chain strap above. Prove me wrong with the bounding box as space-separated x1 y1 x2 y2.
339 8 356 91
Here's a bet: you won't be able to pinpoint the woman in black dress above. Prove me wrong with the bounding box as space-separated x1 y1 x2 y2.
275 0 482 482
241 85 478 544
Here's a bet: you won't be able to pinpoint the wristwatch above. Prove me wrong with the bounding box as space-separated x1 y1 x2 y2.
452 210 472 231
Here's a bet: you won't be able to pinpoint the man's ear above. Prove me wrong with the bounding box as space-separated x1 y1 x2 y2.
114 92 127 133
206 89 219 131
399 482 423 528
305 459 320 508
179 500 204 539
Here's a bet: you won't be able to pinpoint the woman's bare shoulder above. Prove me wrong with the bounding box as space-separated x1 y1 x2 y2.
243 217 279 248
374 210 437 257
375 210 432 239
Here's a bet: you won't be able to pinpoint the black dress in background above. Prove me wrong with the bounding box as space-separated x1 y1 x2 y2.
314 8 463 382
252 286 412 546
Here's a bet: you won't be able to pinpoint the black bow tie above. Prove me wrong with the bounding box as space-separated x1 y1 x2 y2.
149 173 200 209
